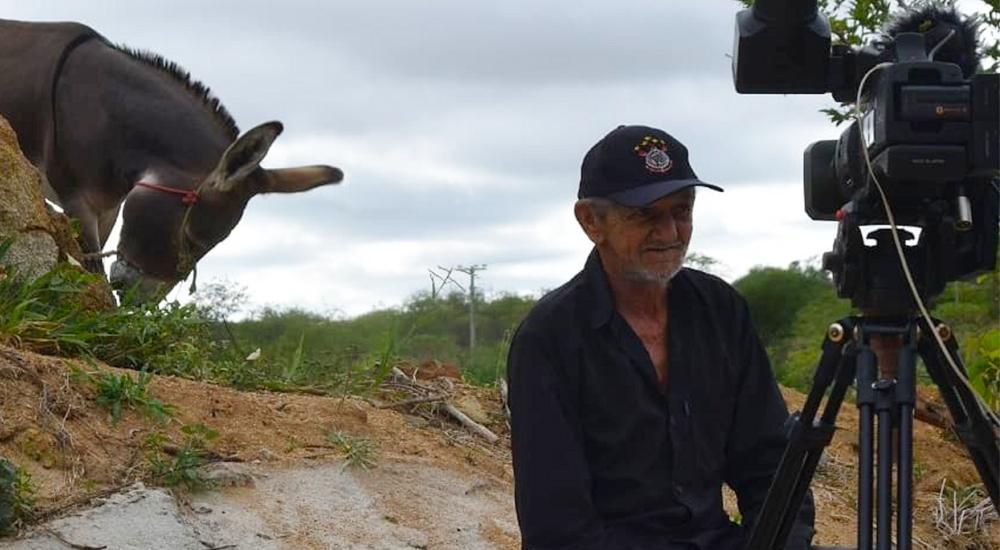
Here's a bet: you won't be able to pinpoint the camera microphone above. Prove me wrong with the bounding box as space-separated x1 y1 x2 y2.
879 4 982 77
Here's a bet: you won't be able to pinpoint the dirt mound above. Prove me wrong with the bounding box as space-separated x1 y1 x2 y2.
0 344 996 549
0 345 517 549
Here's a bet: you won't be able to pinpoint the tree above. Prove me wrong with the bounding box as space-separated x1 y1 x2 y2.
733 262 836 347
191 278 248 322
684 252 725 277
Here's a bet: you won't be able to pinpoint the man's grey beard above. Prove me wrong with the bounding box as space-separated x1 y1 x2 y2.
623 251 686 287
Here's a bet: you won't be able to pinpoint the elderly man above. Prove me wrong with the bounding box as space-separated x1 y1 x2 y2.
506 124 823 550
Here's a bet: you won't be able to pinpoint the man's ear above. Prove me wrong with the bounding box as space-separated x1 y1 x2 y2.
574 200 605 245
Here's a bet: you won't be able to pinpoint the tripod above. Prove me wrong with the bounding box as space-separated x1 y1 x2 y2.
747 313 1000 550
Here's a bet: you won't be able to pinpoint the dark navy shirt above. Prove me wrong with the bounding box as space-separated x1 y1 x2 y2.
507 250 815 550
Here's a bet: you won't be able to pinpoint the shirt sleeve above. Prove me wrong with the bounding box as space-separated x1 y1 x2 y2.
507 324 631 550
723 295 816 550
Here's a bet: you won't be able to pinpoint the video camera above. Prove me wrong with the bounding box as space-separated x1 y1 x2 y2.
732 5 1000 550
733 0 999 312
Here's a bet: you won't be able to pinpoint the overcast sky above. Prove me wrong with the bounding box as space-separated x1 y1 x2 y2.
3 1 991 318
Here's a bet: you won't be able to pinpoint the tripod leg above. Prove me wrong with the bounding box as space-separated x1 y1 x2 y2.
856 345 876 550
876 379 893 550
918 320 1000 512
895 327 918 550
748 318 855 550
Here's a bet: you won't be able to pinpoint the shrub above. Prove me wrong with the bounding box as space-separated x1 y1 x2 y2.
0 458 34 536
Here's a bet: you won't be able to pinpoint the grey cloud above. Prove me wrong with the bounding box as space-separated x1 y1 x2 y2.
3 1 747 132
248 174 562 242
92 1 736 83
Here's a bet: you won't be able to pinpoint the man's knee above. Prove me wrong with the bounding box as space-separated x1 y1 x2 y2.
812 546 856 550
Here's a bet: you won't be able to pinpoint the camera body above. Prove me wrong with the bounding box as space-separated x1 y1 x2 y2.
805 53 999 223
733 1 999 311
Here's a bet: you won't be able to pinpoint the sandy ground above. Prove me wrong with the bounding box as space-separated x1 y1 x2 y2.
0 344 996 549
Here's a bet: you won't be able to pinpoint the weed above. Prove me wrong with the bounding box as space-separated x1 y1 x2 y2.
320 332 401 398
370 330 399 391
325 430 379 471
72 364 175 425
282 333 306 383
933 479 998 541
284 438 302 453
144 424 220 491
913 458 927 483
0 457 35 536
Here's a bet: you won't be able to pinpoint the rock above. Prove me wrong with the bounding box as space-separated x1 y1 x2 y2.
257 447 277 462
0 116 60 281
10 483 207 550
404 414 430 429
390 523 429 549
13 428 64 469
453 395 491 426
200 462 256 488
0 116 115 310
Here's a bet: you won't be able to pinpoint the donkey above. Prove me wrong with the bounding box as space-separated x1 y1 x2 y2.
0 19 343 304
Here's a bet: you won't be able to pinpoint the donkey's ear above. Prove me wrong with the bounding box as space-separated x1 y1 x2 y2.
210 121 283 193
261 165 344 194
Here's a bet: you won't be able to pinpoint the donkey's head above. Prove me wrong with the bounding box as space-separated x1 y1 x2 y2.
109 121 343 305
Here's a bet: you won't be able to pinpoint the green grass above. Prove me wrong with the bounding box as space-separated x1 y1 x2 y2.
143 424 220 491
282 333 306 383
4 236 997 416
72 363 176 425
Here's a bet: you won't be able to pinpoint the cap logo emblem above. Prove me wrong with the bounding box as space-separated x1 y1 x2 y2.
635 135 673 174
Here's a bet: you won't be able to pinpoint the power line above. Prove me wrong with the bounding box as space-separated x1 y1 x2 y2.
428 265 463 298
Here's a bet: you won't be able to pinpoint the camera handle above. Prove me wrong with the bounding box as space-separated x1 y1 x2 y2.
747 316 1000 550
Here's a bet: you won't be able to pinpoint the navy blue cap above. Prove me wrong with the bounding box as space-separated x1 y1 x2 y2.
578 125 723 206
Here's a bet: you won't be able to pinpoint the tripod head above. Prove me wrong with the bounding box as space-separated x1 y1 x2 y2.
821 180 998 313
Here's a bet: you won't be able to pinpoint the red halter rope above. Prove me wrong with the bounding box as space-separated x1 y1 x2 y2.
134 181 200 204
132 180 203 293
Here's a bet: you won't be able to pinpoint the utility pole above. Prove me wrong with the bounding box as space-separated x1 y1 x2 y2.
456 264 487 366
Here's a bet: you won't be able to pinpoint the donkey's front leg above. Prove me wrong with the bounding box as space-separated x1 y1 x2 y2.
61 196 107 275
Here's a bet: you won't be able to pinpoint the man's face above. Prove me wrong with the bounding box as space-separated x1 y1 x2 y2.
592 189 695 285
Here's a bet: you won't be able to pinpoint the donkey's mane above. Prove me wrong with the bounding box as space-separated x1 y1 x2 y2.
116 45 240 140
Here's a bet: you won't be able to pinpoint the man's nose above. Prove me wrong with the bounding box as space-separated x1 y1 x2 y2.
648 214 680 240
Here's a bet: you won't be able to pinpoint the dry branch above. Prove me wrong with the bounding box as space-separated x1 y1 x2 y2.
914 394 952 431
389 366 419 386
376 394 447 409
442 402 499 444
386 366 500 444
498 378 510 418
